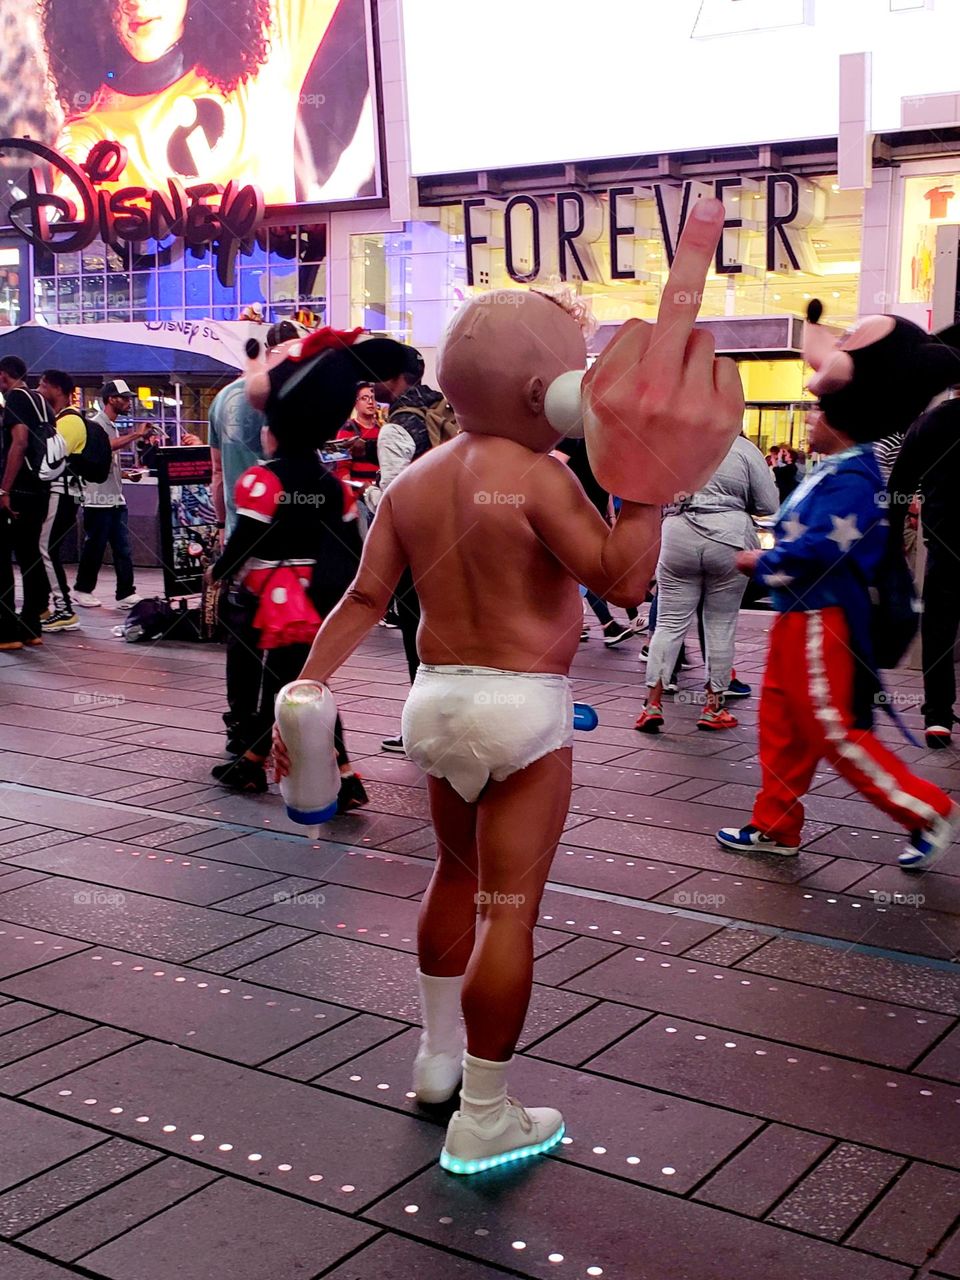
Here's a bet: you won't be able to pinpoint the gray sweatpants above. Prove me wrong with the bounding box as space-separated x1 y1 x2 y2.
645 520 748 694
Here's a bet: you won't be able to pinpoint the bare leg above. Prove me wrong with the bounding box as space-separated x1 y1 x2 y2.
418 776 479 977
462 748 573 1061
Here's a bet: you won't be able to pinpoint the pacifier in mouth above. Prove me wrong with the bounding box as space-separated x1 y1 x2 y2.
544 369 587 438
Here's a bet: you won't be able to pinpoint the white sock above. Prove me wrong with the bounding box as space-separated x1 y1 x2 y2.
459 1051 510 1123
417 970 464 1056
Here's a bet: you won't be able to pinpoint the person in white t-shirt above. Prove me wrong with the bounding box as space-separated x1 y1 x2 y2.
74 380 145 609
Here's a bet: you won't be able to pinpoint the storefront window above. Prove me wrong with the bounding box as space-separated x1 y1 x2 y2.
899 171 960 305
0 247 23 326
31 223 328 326
349 222 467 344
430 175 862 331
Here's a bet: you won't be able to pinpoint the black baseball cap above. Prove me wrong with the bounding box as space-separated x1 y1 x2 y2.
102 379 133 399
399 346 425 382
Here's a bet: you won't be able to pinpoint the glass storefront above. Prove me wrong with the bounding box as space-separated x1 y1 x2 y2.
349 175 860 450
32 224 328 327
0 246 22 326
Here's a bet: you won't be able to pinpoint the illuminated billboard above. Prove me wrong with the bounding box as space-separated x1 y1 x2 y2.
402 0 960 175
3 0 382 208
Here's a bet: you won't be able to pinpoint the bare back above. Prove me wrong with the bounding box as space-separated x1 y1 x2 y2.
387 434 584 673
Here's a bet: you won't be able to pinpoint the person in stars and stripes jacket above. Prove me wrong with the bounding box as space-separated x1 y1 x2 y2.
716 301 959 869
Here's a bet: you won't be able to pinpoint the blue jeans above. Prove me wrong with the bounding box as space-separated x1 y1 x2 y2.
75 505 135 600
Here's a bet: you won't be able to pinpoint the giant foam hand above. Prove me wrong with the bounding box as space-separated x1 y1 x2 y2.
580 198 744 504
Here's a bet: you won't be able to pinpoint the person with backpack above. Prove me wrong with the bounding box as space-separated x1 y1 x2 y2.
365 347 457 752
888 398 960 749
36 369 108 632
0 356 55 649
207 405 368 807
73 380 146 610
717 303 959 870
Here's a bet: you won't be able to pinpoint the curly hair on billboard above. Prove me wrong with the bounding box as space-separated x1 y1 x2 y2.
40 0 272 111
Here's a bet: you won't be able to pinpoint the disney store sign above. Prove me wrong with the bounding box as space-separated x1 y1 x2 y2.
1 138 265 288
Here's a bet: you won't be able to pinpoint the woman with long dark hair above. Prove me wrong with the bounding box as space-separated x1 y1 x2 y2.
40 0 376 203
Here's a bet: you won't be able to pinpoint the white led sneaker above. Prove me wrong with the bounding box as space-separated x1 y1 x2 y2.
440 1098 564 1175
411 1037 463 1105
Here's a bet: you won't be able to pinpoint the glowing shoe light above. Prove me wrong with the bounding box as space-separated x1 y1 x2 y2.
439 1123 566 1176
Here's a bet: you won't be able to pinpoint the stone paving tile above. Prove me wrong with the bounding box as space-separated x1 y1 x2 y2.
592 1015 960 1166
0 1244 88 1279
694 1123 833 1217
211 875 325 915
263 1013 406 1081
1 1096 102 1193
683 927 773 965
0 704 135 738
27 1039 440 1212
9 837 282 907
158 827 247 855
79 1176 376 1280
254 883 423 951
739 935 960 1015
564 948 949 1067
915 1023 960 1082
320 847 434 897
189 925 314 974
0 1002 54 1036
0 792 135 837
0 825 50 847
546 844 699 899
766 1142 905 1240
0 877 266 962
847 1162 960 1265
799 858 881 893
930 1229 960 1276
517 986 596 1052
323 1026 760 1194
0 1028 140 1097
2 949 355 1067
561 817 833 880
0 754 151 798
804 828 917 867
18 1157 219 1262
323 1236 517 1280
527 1000 650 1067
538 888 720 953
0 1015 95 1069
0 1137 160 1236
653 871 960 960
0 870 50 894
369 1159 911 1280
532 937 622 987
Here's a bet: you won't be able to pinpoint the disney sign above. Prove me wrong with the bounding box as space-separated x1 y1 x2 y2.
1 138 265 288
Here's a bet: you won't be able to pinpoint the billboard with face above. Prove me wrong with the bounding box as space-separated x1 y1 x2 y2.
3 0 381 209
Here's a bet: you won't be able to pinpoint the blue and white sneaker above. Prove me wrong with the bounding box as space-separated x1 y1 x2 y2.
725 675 752 699
716 824 800 857
440 1098 564 1175
898 805 960 870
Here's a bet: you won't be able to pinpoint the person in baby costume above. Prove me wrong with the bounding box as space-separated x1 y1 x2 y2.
274 199 743 1172
717 301 960 869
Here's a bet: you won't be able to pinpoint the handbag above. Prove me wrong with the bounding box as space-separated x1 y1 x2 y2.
252 564 323 650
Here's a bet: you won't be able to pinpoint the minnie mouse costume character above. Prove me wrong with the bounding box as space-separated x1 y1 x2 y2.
717 302 960 870
210 327 416 795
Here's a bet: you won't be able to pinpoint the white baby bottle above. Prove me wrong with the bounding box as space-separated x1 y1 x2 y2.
275 680 341 827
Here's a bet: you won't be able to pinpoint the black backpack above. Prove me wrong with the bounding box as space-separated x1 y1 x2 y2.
855 528 921 670
11 389 56 478
71 415 112 484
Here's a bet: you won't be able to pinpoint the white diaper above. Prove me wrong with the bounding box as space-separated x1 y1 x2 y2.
401 664 574 803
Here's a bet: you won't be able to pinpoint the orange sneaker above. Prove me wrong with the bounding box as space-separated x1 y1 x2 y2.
697 707 738 731
635 704 664 734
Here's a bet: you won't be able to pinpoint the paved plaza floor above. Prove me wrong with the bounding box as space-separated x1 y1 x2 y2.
1 578 960 1279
